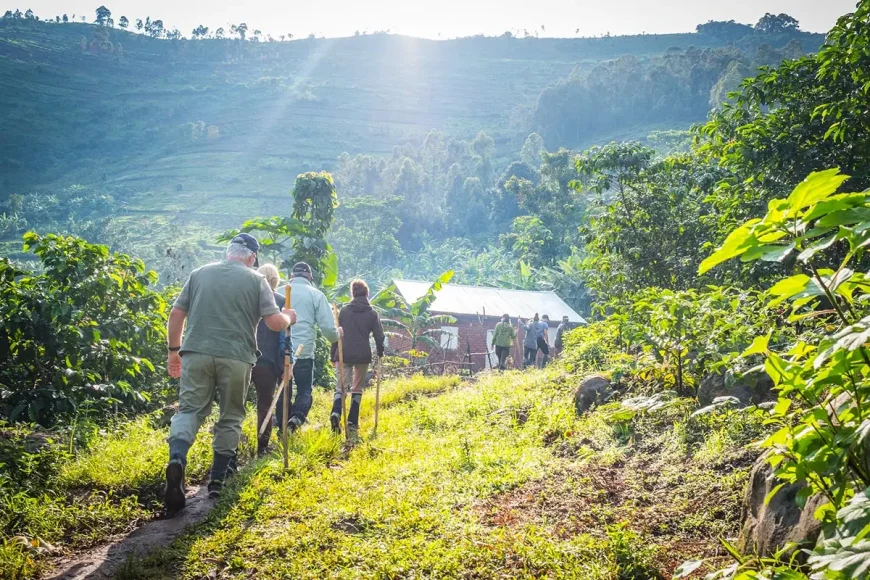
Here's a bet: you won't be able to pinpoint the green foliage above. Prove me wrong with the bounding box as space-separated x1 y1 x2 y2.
334 130 502 251
561 320 627 373
290 172 339 284
574 143 726 302
533 38 814 148
626 287 771 395
220 172 339 284
692 168 870 577
329 196 404 277
696 4 870 241
0 233 169 426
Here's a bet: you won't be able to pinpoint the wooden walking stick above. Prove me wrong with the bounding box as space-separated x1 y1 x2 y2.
374 355 382 435
282 284 293 470
332 303 348 438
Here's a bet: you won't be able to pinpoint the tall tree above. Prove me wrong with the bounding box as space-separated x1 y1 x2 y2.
94 5 111 26
520 133 546 168
118 15 128 28
755 12 800 33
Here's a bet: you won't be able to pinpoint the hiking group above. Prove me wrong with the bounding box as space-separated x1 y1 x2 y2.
163 234 384 515
161 233 569 515
490 312 572 371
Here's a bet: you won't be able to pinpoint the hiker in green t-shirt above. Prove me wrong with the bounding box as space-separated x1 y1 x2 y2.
491 314 517 371
164 234 296 515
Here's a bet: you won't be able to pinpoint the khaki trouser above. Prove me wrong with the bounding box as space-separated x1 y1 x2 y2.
169 352 252 456
333 363 369 396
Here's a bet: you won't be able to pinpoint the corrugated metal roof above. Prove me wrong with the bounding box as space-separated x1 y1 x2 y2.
392 279 587 323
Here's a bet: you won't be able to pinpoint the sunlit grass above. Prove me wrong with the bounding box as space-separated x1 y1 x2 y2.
3 370 761 579
138 369 686 579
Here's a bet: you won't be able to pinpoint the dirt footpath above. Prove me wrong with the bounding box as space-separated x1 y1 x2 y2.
48 484 213 580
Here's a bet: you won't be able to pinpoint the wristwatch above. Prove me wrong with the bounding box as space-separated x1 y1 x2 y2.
168 346 181 352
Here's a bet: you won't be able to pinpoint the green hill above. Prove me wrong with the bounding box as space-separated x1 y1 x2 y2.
0 18 823 270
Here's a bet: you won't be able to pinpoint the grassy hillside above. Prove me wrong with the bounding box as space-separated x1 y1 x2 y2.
0 369 764 579
0 20 823 264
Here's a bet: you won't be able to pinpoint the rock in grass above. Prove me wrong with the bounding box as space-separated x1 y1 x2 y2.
574 374 612 415
697 370 773 407
737 451 826 563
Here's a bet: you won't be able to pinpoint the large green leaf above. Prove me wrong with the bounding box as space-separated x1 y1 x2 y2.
321 244 339 288
410 270 455 317
814 315 870 369
786 168 849 211
803 193 869 223
768 274 812 306
698 219 762 275
809 487 870 579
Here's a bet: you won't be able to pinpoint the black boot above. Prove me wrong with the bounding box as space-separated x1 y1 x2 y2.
330 397 343 433
209 452 234 499
165 439 190 515
348 394 361 427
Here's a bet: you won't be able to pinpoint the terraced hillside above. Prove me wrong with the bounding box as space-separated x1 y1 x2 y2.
1 20 821 213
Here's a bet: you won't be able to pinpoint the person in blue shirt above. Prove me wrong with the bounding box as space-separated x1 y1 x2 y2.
520 314 541 369
275 262 341 431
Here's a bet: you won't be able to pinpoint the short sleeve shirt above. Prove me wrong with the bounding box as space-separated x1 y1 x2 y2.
174 260 280 364
534 321 549 338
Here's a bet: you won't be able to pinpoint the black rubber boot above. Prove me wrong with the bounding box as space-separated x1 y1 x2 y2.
210 451 234 484
348 394 362 427
330 397 343 433
164 459 186 514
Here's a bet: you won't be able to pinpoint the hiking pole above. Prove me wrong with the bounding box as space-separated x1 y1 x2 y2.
332 303 348 439
373 355 382 435
282 284 294 470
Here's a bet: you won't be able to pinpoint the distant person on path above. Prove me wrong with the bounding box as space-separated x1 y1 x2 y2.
329 279 385 438
536 315 551 368
275 262 341 432
164 234 296 513
491 313 517 371
520 314 540 369
252 264 286 457
554 315 570 358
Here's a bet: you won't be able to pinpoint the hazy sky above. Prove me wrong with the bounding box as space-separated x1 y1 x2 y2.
5 1 857 39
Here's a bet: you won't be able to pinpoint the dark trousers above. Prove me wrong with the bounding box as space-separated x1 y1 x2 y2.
275 358 315 426
523 347 536 369
537 338 550 368
252 364 280 453
495 346 510 370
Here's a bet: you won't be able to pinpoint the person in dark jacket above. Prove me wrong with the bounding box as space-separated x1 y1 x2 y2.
252 264 285 457
329 279 385 437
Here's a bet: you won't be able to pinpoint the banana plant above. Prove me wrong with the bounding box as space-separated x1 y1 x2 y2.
371 270 457 356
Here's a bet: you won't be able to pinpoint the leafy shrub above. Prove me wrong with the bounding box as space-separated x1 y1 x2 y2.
687 169 870 578
623 286 775 396
606 524 664 580
0 233 170 427
562 286 780 396
561 320 629 373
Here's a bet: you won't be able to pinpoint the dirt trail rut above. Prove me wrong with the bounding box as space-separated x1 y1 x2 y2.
48 484 213 580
